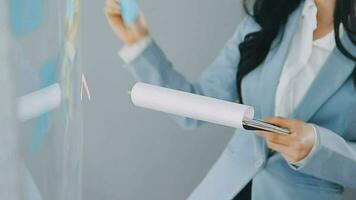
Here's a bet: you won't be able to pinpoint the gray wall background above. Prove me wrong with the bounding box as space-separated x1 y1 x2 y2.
80 0 355 199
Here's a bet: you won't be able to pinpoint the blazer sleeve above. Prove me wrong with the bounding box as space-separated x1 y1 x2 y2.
124 18 252 129
290 124 356 189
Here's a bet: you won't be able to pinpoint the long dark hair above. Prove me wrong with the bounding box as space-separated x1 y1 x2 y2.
236 0 356 103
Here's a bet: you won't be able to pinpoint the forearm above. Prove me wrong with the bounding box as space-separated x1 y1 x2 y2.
119 39 208 129
117 18 250 128
293 125 356 188
124 39 197 94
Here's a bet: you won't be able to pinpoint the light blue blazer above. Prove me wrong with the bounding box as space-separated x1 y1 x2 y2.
124 3 356 200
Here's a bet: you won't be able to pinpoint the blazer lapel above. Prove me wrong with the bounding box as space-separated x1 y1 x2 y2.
259 4 303 118
254 3 304 161
292 34 356 122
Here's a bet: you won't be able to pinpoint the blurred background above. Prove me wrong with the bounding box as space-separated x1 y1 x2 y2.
79 0 356 199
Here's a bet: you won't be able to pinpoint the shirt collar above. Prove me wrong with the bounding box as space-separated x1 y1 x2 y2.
302 0 317 16
302 0 336 51
313 30 336 51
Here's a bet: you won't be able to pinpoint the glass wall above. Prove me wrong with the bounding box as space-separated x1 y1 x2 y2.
0 0 83 199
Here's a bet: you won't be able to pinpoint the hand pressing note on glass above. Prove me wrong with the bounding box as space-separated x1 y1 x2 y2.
256 117 316 164
104 0 149 46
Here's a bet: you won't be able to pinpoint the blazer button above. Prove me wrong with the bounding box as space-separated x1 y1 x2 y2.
255 158 264 168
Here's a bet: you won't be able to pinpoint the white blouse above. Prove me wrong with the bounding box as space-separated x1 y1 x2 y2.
275 0 335 117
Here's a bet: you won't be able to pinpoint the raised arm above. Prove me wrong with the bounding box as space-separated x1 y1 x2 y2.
105 0 254 129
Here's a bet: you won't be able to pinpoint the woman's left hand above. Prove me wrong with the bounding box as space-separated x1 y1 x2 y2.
256 117 316 164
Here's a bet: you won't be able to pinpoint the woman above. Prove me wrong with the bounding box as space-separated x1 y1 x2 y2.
105 0 356 199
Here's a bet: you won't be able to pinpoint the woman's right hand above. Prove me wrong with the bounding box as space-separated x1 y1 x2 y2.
104 0 149 46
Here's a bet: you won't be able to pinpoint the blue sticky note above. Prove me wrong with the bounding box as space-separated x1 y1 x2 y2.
40 59 58 87
120 0 139 26
31 113 49 152
31 59 58 152
8 0 44 37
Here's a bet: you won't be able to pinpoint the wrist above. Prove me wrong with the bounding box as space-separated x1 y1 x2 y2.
289 124 318 166
119 36 152 63
126 31 149 46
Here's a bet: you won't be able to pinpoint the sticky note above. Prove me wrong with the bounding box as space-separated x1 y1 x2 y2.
40 59 58 87
31 113 49 152
31 59 58 152
8 0 44 37
120 0 139 26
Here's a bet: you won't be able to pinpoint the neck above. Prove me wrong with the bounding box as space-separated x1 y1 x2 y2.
314 0 336 28
313 0 336 39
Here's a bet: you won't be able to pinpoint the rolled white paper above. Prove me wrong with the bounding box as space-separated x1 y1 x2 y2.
130 82 254 129
17 83 62 122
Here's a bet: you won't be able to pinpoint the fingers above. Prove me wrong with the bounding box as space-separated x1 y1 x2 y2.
266 141 289 154
263 117 295 129
267 140 307 163
104 0 149 45
104 0 124 27
105 0 121 14
266 138 304 163
105 7 120 16
257 118 316 163
256 131 292 146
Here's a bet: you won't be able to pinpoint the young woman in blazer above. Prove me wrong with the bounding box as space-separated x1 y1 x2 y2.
105 0 356 199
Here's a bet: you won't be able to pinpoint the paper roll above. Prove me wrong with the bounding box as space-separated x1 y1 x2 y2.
130 82 254 129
